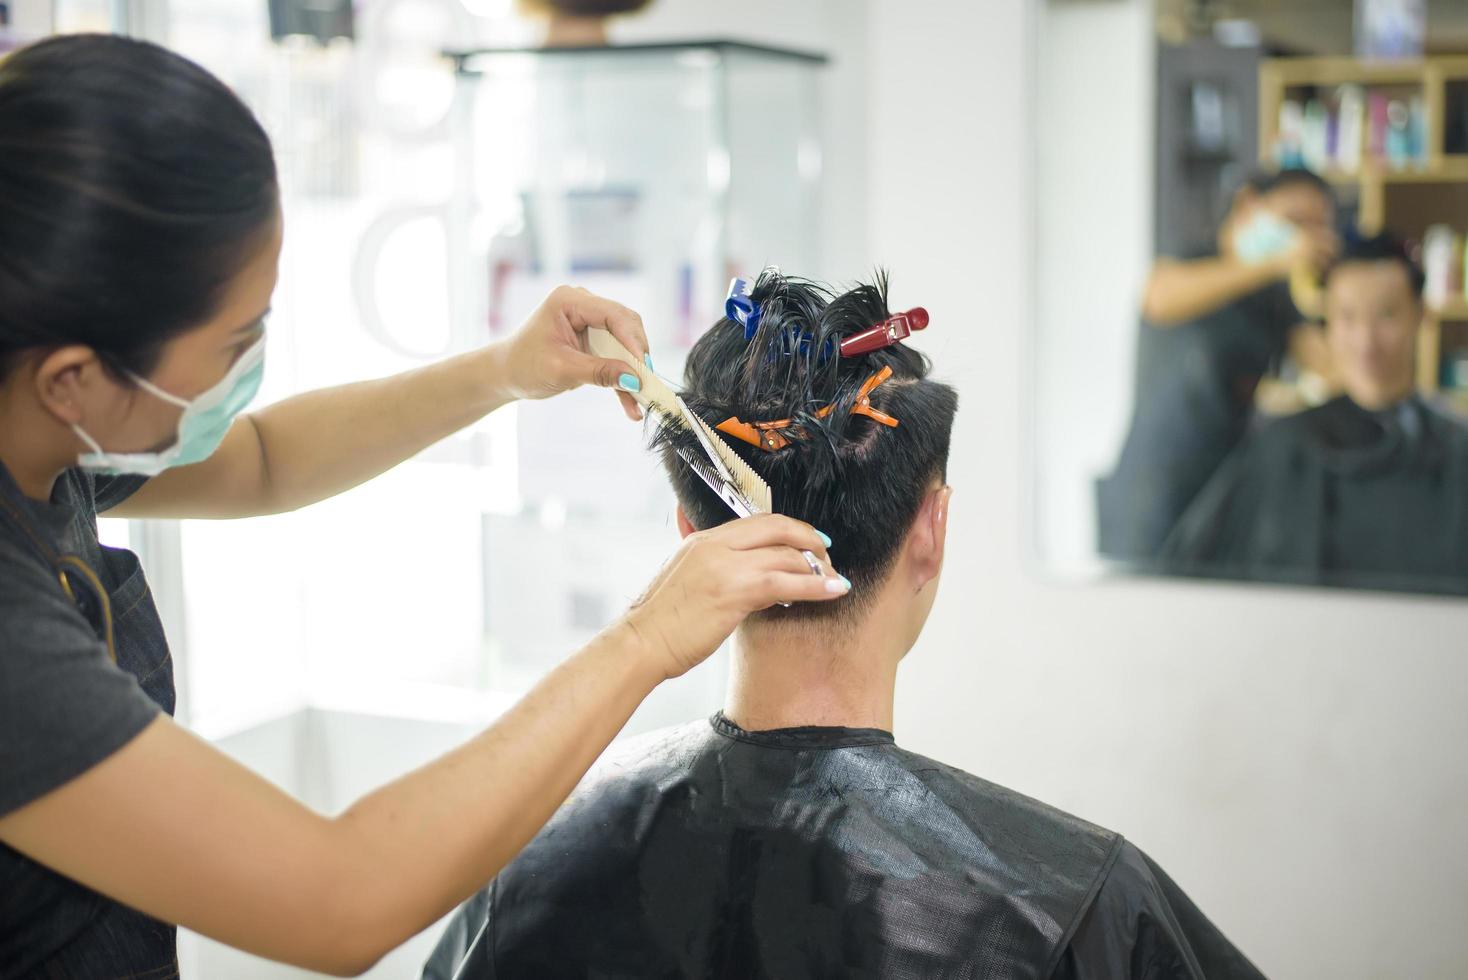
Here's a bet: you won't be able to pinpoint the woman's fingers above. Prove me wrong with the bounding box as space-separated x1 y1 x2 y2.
558 347 644 392
734 545 848 607
531 286 652 422
701 518 846 609
616 390 643 422
549 348 646 421
625 516 846 680
746 544 833 578
705 513 832 566
739 569 850 609
560 287 651 364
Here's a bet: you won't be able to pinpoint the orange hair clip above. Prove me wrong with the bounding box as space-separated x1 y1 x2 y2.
715 366 900 453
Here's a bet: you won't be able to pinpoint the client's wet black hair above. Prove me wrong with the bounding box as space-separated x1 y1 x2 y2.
1326 231 1426 297
653 270 958 621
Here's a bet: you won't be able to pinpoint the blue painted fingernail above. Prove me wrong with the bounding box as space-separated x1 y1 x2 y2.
826 575 851 594
618 373 642 393
644 352 655 372
817 530 833 548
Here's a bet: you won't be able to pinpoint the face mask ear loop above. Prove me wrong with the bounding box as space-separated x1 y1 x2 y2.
125 372 192 410
71 423 107 456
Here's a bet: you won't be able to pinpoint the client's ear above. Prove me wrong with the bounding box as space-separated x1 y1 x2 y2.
676 505 697 539
905 484 953 589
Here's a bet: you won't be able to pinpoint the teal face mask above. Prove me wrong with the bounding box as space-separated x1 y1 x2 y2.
1234 209 1299 265
73 336 266 477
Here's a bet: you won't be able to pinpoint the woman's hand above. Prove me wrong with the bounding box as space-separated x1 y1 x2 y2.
497 285 652 422
623 515 849 680
111 284 655 519
1273 224 1340 279
0 516 841 975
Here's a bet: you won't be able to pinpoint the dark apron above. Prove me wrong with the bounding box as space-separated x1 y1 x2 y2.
0 470 180 979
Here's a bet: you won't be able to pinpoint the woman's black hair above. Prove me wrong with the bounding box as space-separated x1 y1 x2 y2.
1219 167 1335 232
521 0 654 17
1243 166 1334 201
0 33 278 380
653 270 959 622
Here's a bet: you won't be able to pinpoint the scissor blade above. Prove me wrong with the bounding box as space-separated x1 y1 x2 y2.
676 448 754 519
674 395 736 486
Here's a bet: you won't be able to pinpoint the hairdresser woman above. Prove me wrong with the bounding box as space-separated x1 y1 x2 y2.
0 34 847 978
1097 168 1340 565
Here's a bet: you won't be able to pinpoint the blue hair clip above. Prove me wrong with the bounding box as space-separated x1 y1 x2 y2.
788 329 836 363
726 277 762 339
728 274 834 361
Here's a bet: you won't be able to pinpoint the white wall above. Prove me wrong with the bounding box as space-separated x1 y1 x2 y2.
870 2 1468 979
1035 0 1154 572
8 0 51 33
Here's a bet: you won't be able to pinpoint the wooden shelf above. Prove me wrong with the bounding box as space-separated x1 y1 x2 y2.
1262 57 1429 87
1313 168 1369 186
1308 160 1468 185
1261 55 1468 88
1260 56 1468 393
1434 299 1468 321
1377 160 1468 182
1434 56 1468 80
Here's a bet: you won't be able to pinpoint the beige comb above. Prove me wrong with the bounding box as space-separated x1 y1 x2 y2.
587 328 774 514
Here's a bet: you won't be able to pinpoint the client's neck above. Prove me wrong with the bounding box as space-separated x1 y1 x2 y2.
1350 381 1415 413
723 595 905 734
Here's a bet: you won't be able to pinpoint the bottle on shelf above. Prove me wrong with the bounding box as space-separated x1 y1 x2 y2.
1368 92 1391 162
1302 99 1331 173
1336 85 1365 174
1276 100 1305 168
1385 99 1412 170
1409 96 1429 169
1423 225 1461 309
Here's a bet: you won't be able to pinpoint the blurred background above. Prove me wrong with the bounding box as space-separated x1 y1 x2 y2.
3 1 1466 977
1040 0 1468 594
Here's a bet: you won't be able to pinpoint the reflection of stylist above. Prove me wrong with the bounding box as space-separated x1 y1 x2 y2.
1097 169 1339 563
0 35 846 976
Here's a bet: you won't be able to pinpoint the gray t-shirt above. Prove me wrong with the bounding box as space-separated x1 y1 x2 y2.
0 463 174 976
1098 261 1302 562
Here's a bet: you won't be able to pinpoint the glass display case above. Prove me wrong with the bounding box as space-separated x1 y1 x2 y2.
150 29 826 734
409 42 827 697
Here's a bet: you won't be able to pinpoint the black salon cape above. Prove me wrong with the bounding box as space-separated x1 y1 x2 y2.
1098 273 1302 563
1162 395 1468 594
423 715 1262 980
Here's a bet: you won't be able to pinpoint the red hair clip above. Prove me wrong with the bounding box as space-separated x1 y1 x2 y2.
839 307 929 358
715 367 900 453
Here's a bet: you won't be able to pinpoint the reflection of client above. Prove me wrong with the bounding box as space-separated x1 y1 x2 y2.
1163 234 1468 593
425 273 1264 980
1098 169 1338 563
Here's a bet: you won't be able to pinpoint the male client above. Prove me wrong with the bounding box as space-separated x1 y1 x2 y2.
425 272 1265 979
1164 233 1468 593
